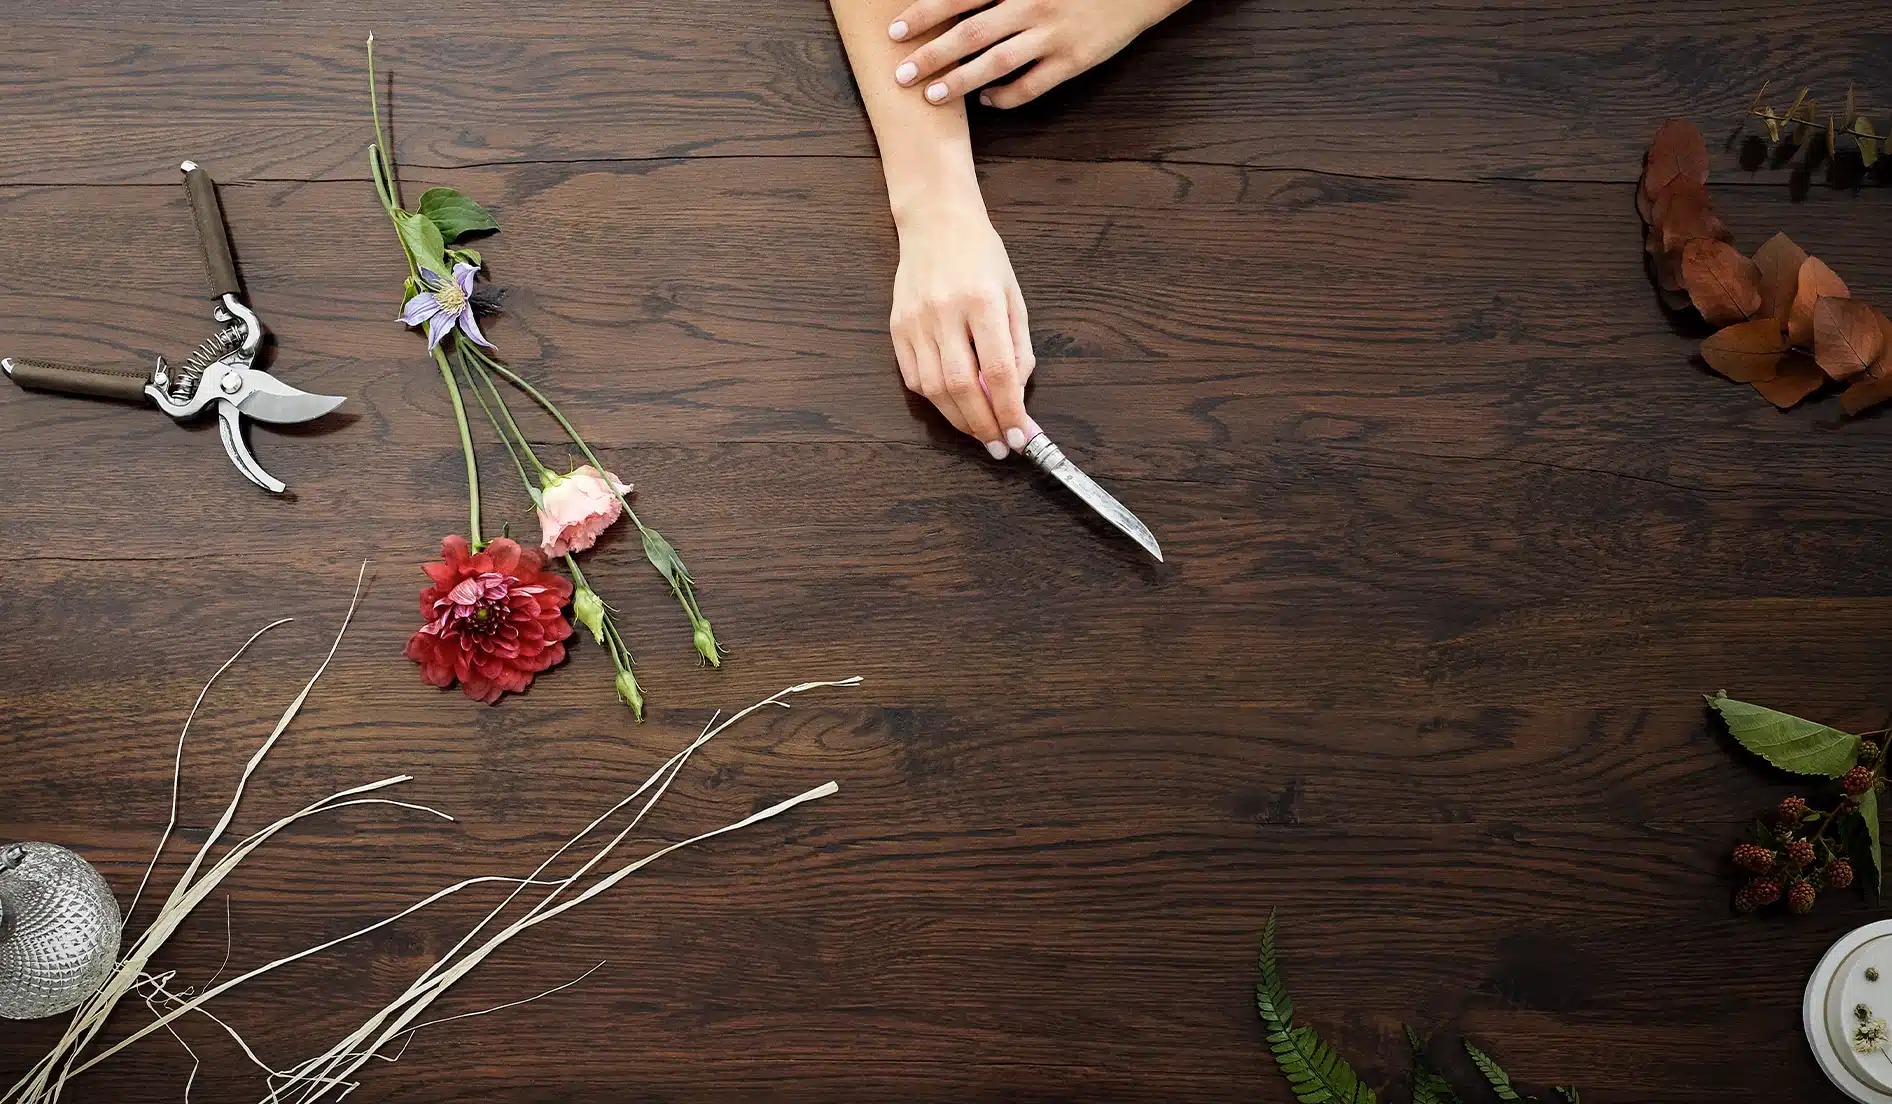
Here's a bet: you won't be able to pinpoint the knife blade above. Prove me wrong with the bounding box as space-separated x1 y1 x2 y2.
1019 432 1163 561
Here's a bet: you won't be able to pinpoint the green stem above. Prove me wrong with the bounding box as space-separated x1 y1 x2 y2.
367 34 398 208
432 345 481 545
466 346 718 665
466 352 553 481
456 348 537 493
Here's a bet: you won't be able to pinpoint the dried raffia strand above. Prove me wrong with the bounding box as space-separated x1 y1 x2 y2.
277 678 858 1102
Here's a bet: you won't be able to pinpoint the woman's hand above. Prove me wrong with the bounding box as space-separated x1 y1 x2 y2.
889 0 1190 109
892 199 1035 458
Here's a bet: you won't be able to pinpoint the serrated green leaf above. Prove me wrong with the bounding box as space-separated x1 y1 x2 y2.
418 186 499 243
1257 913 1376 1103
394 208 448 276
1463 1041 1523 1102
1705 692 1861 777
1862 790 1882 891
1405 1027 1463 1104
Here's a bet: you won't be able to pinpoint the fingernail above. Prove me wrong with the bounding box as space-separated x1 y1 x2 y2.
895 61 917 85
888 19 909 39
978 92 993 107
985 440 1008 460
1005 428 1026 450
926 82 949 103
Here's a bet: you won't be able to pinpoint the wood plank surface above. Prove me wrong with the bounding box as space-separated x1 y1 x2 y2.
2 2 1890 1102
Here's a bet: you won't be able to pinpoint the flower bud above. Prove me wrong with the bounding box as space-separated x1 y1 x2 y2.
572 586 607 646
692 620 720 667
615 667 645 720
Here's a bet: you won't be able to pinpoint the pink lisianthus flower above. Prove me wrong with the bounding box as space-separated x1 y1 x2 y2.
536 465 634 557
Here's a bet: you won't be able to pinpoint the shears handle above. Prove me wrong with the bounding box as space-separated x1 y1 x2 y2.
2 357 151 404
181 161 242 300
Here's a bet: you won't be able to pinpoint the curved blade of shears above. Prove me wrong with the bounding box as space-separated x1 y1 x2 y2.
232 369 345 424
217 400 287 493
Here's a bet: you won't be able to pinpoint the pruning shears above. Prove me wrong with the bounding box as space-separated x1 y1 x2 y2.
3 161 344 493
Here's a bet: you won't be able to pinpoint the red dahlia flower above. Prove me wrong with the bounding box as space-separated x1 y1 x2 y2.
405 536 573 704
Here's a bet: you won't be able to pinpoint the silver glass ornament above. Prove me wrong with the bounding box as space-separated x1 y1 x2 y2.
0 843 122 1019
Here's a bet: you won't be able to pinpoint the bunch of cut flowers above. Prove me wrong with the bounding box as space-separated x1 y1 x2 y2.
365 36 716 718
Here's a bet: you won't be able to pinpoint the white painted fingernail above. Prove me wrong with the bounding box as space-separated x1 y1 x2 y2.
978 92 993 107
895 62 918 85
926 82 949 103
985 440 1008 460
1005 428 1026 450
889 20 909 40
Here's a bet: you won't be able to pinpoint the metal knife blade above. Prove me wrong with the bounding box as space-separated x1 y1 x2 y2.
1020 433 1163 562
233 371 345 424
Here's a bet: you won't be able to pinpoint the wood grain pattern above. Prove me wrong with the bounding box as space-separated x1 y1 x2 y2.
2 2 1890 1102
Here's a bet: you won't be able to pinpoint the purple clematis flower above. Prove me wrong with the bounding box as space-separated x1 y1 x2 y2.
399 262 494 350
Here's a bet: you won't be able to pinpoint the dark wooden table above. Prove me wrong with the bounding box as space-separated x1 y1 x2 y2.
3 3 1889 1100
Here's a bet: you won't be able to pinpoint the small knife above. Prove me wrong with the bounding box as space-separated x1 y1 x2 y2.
1019 432 1163 561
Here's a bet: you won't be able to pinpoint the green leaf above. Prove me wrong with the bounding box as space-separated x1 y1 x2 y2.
1558 1088 1581 1104
1404 1027 1463 1104
450 246 483 268
418 187 499 243
1705 692 1860 777
1463 1041 1523 1102
1862 790 1882 891
394 209 449 276
1257 913 1376 1104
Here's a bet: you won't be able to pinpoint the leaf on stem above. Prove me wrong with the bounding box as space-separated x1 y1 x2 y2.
1813 297 1888 381
1752 232 1807 328
1705 691 1861 777
1256 913 1377 1104
1860 790 1883 892
1788 256 1850 346
1857 118 1881 168
1643 120 1709 200
395 209 449 275
418 187 500 243
1681 240 1763 327
1841 374 1892 415
1701 318 1788 382
1655 186 1732 253
1405 1028 1464 1104
1751 353 1826 409
1764 106 1781 143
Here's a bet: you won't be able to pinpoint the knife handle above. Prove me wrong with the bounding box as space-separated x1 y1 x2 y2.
181 161 242 299
3 357 152 403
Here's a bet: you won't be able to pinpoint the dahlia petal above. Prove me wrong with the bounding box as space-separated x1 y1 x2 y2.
439 535 473 564
484 539 521 575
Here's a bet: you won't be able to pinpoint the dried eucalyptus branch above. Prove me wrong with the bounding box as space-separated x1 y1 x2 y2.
1746 80 1886 168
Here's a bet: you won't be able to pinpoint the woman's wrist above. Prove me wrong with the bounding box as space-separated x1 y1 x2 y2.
885 145 986 233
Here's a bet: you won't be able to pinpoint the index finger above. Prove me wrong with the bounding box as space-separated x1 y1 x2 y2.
889 0 984 41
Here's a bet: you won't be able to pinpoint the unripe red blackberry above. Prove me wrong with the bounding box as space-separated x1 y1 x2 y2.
1734 843 1777 872
1827 860 1857 890
1786 839 1816 867
1779 796 1810 822
1844 767 1874 796
1750 877 1783 905
1788 880 1819 913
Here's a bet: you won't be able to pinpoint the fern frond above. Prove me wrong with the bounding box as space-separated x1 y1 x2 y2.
1257 910 1296 1031
1463 1041 1523 1102
1256 912 1376 1103
1557 1089 1581 1103
1403 1027 1463 1104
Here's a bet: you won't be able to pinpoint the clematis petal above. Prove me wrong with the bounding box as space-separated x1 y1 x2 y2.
425 310 455 349
452 262 479 297
418 267 447 291
456 306 496 349
400 293 442 326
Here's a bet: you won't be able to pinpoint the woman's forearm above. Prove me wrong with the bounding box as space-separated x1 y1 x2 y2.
828 0 984 229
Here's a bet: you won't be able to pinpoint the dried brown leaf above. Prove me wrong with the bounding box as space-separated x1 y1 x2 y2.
1654 185 1732 253
1644 120 1709 199
1812 297 1886 380
1764 106 1782 143
1753 353 1827 409
1841 374 1892 415
1788 256 1851 346
1701 317 1788 382
1681 240 1764 327
1876 310 1892 381
1751 232 1807 329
